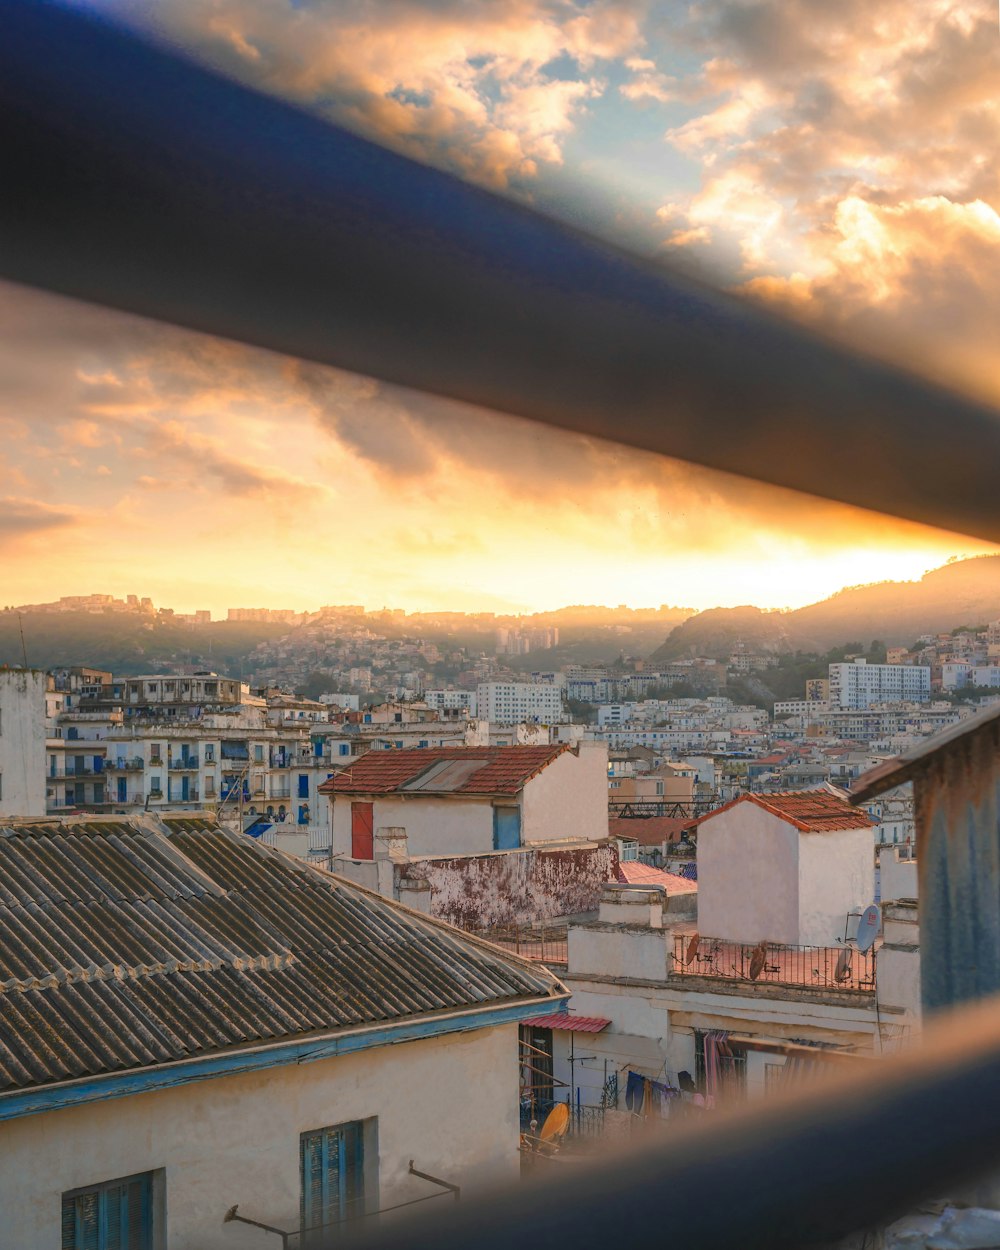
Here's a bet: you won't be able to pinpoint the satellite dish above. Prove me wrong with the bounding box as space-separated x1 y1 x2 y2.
856 904 881 953
538 1103 569 1143
749 941 767 981
685 933 700 965
834 948 853 982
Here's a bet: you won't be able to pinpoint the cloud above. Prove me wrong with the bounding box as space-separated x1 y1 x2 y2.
0 498 77 538
101 0 643 189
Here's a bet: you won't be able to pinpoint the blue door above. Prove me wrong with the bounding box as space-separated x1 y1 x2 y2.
117 777 127 803
181 776 190 801
298 774 309 799
493 807 521 850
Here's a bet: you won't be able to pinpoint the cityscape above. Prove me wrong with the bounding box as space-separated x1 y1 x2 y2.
3 3 1000 1250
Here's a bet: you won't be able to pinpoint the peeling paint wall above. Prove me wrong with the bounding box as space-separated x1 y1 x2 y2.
915 716 1000 1013
397 841 619 929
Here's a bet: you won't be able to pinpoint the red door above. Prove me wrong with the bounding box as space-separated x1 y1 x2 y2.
351 801 374 859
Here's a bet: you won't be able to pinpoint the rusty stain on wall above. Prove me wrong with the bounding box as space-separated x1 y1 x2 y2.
397 841 619 929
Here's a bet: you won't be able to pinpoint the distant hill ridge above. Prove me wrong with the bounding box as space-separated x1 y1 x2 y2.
649 555 1000 661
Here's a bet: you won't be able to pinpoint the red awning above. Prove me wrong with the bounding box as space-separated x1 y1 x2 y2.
520 1014 611 1033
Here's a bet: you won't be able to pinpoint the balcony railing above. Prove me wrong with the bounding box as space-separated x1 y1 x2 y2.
475 925 569 967
671 934 877 994
104 758 144 771
168 757 199 770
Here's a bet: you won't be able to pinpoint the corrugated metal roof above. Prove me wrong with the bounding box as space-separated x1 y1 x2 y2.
520 1013 610 1033
0 817 563 1094
321 746 568 796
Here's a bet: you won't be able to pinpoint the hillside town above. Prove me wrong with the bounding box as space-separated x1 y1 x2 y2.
2 596 999 1247
5 0 1000 1244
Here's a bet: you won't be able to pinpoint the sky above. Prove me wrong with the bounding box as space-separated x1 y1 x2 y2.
3 0 999 615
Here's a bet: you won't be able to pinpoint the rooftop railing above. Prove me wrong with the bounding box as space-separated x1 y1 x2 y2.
671 934 877 994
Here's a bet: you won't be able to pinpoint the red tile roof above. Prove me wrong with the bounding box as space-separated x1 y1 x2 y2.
520 1013 610 1033
699 790 876 833
616 861 697 893
609 816 692 846
319 745 569 797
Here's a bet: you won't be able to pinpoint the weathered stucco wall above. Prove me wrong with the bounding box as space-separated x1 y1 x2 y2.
697 803 800 945
0 669 46 818
1 1024 520 1250
797 825 873 947
398 841 619 929
521 743 609 843
332 794 496 857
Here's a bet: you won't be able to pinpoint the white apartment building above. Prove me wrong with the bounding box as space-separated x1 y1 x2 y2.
828 660 931 709
424 689 478 717
0 668 47 818
476 681 565 724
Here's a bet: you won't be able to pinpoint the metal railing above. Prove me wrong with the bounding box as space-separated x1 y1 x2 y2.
671 934 877 993
475 925 569 966
169 757 199 770
104 758 144 771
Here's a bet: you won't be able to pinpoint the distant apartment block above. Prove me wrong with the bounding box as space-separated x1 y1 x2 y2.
829 660 931 709
476 681 565 724
424 689 478 717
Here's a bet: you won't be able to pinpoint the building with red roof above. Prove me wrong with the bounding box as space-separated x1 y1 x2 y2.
695 790 875 948
319 743 609 859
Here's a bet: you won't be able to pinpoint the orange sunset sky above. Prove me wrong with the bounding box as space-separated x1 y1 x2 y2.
2 0 998 615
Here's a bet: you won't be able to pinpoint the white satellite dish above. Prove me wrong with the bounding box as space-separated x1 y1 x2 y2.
856 903 881 953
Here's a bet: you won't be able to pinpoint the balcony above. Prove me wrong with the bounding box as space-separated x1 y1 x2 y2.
104 758 144 771
169 757 199 770
670 934 876 994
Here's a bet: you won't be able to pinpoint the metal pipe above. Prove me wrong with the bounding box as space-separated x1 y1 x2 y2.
355 991 1000 1250
2 1 999 540
408 1162 461 1202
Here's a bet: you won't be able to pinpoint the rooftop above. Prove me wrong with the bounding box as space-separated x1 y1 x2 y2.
609 815 692 846
0 816 563 1094
699 790 877 834
320 745 569 797
616 861 697 894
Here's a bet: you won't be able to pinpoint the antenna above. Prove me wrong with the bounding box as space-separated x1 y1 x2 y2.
856 903 881 953
17 613 27 667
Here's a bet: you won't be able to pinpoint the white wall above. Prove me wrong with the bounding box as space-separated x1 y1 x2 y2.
521 743 609 844
797 826 873 947
0 669 47 818
332 794 496 857
878 900 921 1042
1 1024 519 1250
879 846 918 903
697 803 800 945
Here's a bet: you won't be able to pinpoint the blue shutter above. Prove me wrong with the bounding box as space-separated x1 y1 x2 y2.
493 806 521 850
62 1174 151 1250
301 1123 364 1246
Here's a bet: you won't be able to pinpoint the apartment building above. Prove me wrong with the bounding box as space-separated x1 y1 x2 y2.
476 681 565 724
829 660 931 709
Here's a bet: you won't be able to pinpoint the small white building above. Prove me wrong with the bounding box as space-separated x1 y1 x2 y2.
0 668 47 818
0 815 565 1249
696 791 875 948
321 743 609 859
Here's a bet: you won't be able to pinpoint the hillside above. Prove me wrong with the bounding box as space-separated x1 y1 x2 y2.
650 555 1000 661
0 612 288 676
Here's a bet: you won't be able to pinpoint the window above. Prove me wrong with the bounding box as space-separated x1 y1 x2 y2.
254 744 264 763
62 1171 156 1250
300 1121 366 1247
